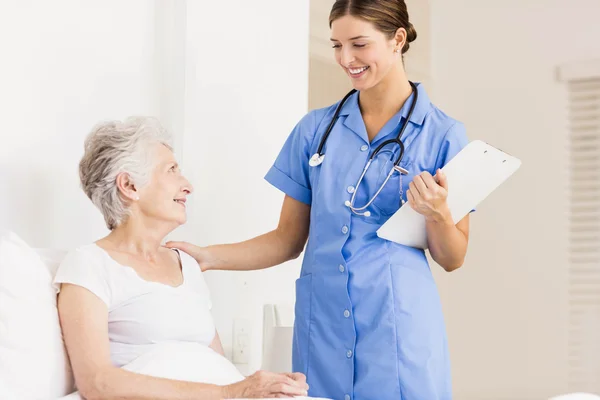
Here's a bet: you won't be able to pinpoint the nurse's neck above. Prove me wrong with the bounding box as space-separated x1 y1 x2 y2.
358 67 412 118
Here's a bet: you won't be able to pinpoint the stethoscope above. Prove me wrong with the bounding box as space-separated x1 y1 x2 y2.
309 81 418 217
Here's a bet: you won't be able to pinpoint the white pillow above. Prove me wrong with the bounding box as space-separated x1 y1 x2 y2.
0 231 74 399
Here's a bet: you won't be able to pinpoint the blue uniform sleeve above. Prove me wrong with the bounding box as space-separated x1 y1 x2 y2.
264 112 318 205
434 121 469 170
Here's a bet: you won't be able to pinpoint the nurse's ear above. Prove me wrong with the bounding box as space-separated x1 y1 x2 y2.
394 23 417 54
392 27 407 54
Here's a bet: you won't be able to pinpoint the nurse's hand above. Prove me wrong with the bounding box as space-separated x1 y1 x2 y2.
407 169 452 222
164 241 212 271
221 370 309 398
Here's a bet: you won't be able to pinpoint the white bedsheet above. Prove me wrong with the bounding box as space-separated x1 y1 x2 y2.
57 342 330 400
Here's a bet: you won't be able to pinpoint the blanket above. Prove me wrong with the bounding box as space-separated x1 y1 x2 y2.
57 342 329 400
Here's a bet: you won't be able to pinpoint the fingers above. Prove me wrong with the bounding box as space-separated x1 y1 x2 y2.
164 241 204 269
435 169 448 190
411 171 447 200
412 174 429 196
164 241 190 251
420 171 437 188
252 371 309 398
407 188 416 209
408 181 422 201
282 374 308 391
272 382 308 397
272 373 308 397
284 372 306 384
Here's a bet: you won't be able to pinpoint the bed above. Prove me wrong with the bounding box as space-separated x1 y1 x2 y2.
0 231 326 400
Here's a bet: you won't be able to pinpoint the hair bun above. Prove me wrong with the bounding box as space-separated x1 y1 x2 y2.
401 22 417 53
406 23 417 43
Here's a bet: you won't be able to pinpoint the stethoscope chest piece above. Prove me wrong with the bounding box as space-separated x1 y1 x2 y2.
309 153 325 167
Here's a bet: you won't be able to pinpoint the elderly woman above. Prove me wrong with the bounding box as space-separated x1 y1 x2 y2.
53 117 309 399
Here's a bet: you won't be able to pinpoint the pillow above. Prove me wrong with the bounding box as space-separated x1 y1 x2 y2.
0 231 74 399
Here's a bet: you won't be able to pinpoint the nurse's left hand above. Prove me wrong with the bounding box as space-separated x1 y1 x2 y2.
407 169 452 222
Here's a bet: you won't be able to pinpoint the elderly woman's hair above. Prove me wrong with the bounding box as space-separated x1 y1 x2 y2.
79 116 174 230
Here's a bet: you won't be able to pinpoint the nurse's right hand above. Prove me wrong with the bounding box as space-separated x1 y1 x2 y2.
164 241 212 271
221 370 309 398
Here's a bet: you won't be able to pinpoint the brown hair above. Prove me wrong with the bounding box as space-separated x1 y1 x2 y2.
329 0 417 54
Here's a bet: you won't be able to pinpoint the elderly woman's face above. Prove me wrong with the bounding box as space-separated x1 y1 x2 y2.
137 143 193 226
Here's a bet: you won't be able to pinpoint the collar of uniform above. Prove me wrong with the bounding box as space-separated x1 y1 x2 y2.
338 81 431 126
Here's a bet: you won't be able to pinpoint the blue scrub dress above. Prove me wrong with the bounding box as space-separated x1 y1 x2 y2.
264 83 469 400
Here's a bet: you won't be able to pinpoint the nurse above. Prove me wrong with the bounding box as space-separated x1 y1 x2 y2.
168 0 471 399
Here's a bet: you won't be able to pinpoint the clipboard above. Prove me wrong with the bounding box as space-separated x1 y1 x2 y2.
376 140 522 249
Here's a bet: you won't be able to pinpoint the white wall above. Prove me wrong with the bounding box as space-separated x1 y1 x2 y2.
309 57 350 110
0 1 158 248
430 0 600 398
177 0 310 373
0 0 309 375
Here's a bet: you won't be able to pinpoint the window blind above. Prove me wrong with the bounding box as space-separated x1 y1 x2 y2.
567 76 600 394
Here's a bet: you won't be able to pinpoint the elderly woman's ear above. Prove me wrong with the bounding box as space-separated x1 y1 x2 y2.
116 172 140 202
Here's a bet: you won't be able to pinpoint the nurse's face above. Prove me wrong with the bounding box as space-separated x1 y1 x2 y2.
330 15 399 91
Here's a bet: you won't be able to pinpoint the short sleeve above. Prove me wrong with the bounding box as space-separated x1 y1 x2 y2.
264 111 320 205
53 248 112 307
434 121 469 170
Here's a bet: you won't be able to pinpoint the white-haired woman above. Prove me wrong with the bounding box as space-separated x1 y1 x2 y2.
53 117 309 400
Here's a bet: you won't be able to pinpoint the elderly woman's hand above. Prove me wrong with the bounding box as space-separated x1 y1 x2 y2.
407 169 452 223
221 370 309 398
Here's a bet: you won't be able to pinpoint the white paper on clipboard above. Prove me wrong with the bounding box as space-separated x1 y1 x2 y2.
376 140 522 249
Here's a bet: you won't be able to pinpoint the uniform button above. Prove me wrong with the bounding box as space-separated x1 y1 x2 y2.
346 350 353 358
345 395 351 400
341 225 349 234
347 185 355 194
360 145 368 152
339 264 345 273
344 309 350 318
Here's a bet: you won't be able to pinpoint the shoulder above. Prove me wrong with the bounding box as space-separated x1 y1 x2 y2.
424 103 466 140
55 243 111 279
59 243 105 267
53 243 113 306
420 104 470 168
291 102 339 141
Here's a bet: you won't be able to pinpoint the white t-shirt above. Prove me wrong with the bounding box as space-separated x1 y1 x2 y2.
53 244 216 368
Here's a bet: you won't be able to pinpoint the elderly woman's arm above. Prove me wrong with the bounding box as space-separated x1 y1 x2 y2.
167 195 310 272
209 331 226 356
58 284 307 400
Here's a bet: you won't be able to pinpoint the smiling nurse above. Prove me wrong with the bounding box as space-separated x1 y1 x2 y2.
168 1 471 399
